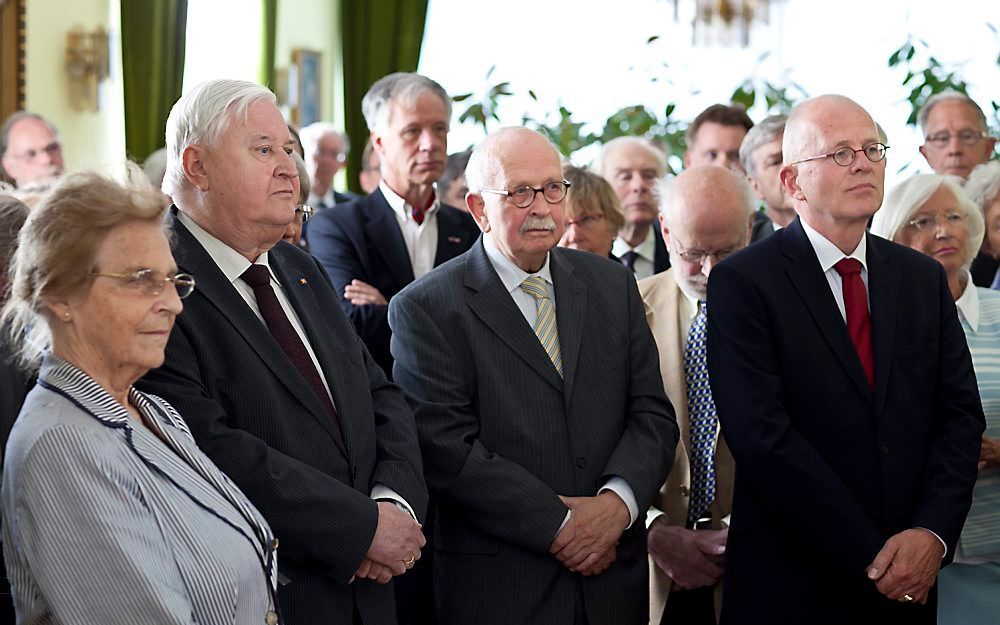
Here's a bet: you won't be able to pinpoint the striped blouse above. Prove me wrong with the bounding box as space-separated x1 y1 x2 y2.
1 356 279 624
954 283 1000 562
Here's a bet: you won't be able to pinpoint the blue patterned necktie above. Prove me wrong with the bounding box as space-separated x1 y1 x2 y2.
521 276 563 377
685 300 717 525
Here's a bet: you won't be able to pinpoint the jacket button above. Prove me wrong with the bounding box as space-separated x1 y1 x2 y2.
880 443 890 455
576 457 587 468
271 538 279 550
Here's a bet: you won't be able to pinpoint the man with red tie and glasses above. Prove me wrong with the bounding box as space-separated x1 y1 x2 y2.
705 94 984 625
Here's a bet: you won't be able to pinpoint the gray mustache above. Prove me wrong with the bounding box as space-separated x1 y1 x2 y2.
520 216 556 234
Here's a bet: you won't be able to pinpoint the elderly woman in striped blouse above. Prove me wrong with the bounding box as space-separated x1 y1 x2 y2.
1 171 280 625
870 173 1000 625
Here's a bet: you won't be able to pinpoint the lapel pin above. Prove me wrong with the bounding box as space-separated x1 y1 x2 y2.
448 236 461 243
299 278 308 285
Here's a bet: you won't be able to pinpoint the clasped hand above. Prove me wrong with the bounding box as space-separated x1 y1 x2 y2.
353 502 425 584
647 522 727 590
866 528 944 604
549 491 630 577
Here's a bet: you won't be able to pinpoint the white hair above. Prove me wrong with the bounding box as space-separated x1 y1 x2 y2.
596 136 667 178
870 173 984 269
299 122 350 156
965 161 1000 212
917 91 989 136
657 167 757 225
739 115 786 177
361 72 451 134
162 79 276 197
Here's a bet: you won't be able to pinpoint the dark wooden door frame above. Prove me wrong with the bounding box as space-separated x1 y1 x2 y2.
1 0 27 121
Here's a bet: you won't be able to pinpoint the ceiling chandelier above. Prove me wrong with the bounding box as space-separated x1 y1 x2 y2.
674 0 779 47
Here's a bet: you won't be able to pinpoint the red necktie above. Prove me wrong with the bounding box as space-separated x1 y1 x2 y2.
411 193 435 225
834 258 874 391
241 264 342 433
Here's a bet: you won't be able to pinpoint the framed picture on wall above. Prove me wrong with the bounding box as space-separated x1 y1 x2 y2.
290 48 321 127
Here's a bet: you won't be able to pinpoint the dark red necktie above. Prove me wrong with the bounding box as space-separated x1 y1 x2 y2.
834 258 874 391
411 192 435 225
241 264 342 432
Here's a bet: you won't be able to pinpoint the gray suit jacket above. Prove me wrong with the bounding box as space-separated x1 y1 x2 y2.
389 239 678 625
2 356 276 625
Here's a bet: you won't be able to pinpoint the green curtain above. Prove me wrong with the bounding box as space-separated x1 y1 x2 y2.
121 0 188 164
341 0 429 193
260 0 278 89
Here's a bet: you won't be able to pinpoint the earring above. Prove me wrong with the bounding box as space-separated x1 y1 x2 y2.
63 311 71 320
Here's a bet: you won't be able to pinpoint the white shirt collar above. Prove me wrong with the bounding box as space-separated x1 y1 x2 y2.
307 188 336 208
379 180 439 224
955 274 979 332
176 210 277 284
612 226 657 261
482 234 553 293
799 217 867 272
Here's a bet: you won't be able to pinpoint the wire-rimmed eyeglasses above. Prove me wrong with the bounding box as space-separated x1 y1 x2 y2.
790 143 889 167
91 269 196 299
479 180 571 208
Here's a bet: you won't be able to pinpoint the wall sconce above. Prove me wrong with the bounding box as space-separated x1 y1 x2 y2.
65 26 109 112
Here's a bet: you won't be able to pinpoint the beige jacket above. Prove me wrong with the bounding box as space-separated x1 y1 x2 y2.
638 269 736 624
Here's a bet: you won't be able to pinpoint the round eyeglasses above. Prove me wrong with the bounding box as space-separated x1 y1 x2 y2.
479 180 571 208
790 143 889 167
91 269 196 299
924 130 989 148
907 213 965 231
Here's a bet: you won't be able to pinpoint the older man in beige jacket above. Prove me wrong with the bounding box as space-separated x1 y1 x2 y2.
638 166 756 625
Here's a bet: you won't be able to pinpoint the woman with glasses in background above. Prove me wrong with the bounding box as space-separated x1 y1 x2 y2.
870 174 1000 625
1 171 280 625
558 164 625 260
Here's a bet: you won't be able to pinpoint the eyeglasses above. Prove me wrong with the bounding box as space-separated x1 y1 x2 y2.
671 237 737 265
480 180 571 208
91 269 196 299
924 130 989 148
295 204 314 223
314 148 348 163
11 142 61 162
907 213 965 231
566 213 606 228
790 143 889 167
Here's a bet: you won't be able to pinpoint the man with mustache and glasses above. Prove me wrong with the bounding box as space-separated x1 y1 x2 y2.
706 95 984 624
389 126 678 625
0 112 64 189
637 166 756 625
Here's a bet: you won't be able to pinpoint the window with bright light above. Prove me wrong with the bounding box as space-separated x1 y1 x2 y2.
182 0 262 94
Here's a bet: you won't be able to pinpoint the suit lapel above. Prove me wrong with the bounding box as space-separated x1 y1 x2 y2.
551 250 586 398
642 272 691 452
170 215 348 455
464 240 563 391
363 190 415 287
865 235 900 419
782 219 873 402
434 207 474 266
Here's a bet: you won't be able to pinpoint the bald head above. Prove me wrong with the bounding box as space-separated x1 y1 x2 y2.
782 95 876 165
660 166 756 300
465 127 561 193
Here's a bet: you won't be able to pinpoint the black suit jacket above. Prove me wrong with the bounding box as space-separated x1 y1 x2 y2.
0 338 30 623
137 211 428 625
389 240 678 625
706 218 984 625
306 189 479 376
651 224 671 273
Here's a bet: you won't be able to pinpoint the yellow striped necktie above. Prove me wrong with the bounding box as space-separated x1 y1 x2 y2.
521 276 563 376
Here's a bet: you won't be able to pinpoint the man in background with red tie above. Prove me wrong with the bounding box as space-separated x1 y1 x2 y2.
705 94 985 625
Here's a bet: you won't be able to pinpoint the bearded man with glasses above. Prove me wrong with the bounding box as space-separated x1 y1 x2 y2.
705 94 984 625
0 112 64 189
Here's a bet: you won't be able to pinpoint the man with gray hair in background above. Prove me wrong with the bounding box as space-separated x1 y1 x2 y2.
0 111 64 189
299 121 357 211
917 92 999 287
307 72 478 378
138 78 428 625
638 166 756 625
600 136 672 277
739 115 796 241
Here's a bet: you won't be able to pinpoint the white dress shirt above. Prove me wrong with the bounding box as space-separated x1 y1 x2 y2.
799 217 946 555
177 210 414 517
482 235 638 529
381 180 439 279
613 227 657 280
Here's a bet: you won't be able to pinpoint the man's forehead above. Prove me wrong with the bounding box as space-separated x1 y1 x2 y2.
927 100 982 129
10 117 55 142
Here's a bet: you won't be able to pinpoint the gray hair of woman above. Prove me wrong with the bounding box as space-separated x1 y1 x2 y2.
870 173 984 270
965 161 1000 214
1 169 168 371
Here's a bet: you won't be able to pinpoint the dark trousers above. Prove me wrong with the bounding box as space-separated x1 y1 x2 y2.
661 585 716 625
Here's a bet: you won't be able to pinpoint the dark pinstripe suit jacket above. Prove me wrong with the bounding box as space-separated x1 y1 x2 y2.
137 213 427 625
306 188 479 376
389 239 678 625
